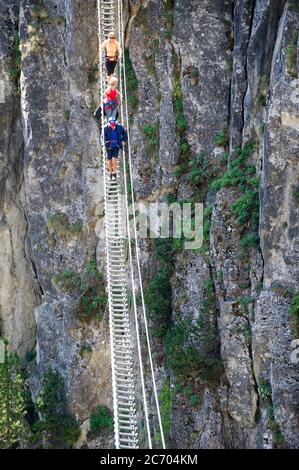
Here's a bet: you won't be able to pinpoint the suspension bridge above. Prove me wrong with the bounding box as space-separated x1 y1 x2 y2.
97 0 165 449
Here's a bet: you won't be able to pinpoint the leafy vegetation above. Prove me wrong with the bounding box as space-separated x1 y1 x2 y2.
53 258 107 322
214 129 229 148
90 405 113 434
25 350 36 363
289 0 299 12
31 2 49 20
210 142 260 249
47 212 83 238
144 265 172 337
258 378 272 402
142 122 160 161
289 292 299 338
32 368 80 448
286 31 298 78
8 31 22 92
77 258 108 322
210 142 255 192
165 319 222 383
142 123 160 148
257 75 269 106
188 150 222 198
158 380 171 446
0 339 26 448
165 277 222 384
173 71 187 134
52 268 80 292
162 0 174 39
124 49 139 113
231 188 259 226
63 110 70 120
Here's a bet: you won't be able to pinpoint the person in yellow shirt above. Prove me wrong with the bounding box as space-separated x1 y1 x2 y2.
100 31 122 79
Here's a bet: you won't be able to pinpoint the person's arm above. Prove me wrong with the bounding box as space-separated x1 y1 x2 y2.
116 89 122 100
102 87 109 100
104 127 109 147
121 126 127 146
100 40 107 53
116 41 122 60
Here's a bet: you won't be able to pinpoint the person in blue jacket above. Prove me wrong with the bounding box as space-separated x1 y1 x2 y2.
104 117 127 180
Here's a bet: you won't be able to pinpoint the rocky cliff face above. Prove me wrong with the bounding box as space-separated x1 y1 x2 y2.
0 0 298 449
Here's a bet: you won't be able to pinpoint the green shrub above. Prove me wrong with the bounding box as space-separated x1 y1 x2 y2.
25 350 36 362
240 232 260 249
289 0 299 12
0 341 26 448
258 379 272 402
225 55 233 72
286 31 298 78
70 219 83 233
142 123 160 148
164 317 222 383
189 394 201 406
259 123 265 134
90 405 113 434
257 75 269 106
190 204 213 255
52 268 80 292
31 3 49 19
231 188 259 226
175 112 187 133
187 150 222 201
289 292 299 337
242 323 252 342
78 258 108 322
272 423 284 447
124 49 139 113
165 321 203 378
210 142 255 192
166 192 177 204
8 31 21 91
34 368 80 448
188 151 206 185
158 380 171 446
180 140 190 155
53 258 107 321
210 142 260 247
164 274 222 382
63 110 70 120
214 129 229 147
267 403 275 422
144 266 172 337
47 212 83 238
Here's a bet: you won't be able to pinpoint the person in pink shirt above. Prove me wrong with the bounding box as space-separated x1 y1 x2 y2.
102 77 122 120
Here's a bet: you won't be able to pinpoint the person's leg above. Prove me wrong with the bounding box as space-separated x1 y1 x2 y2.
105 106 112 120
106 60 116 79
112 148 119 177
112 157 118 175
111 60 117 76
106 59 111 78
111 102 118 119
107 151 113 175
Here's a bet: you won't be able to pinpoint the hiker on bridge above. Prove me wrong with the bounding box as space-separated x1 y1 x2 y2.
100 31 122 79
103 117 127 180
102 76 122 120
